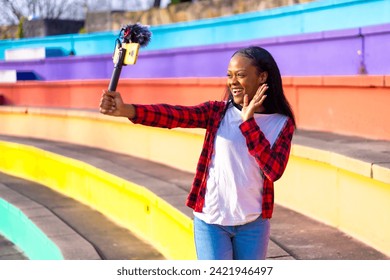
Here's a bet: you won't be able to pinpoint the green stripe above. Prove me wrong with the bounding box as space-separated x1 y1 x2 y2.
0 198 63 260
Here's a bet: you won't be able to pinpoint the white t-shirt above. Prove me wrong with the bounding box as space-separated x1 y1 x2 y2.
194 105 288 226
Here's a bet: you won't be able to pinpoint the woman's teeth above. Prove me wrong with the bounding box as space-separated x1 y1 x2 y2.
232 89 243 96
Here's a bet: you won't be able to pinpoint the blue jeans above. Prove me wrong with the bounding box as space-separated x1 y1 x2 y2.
194 216 270 260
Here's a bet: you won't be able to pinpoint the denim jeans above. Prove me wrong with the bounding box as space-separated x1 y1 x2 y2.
194 215 270 260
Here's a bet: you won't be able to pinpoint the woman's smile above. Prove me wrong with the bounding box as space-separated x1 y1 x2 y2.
231 88 244 96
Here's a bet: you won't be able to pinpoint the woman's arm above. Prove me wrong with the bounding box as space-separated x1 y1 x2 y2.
99 90 213 129
239 118 295 182
131 103 212 129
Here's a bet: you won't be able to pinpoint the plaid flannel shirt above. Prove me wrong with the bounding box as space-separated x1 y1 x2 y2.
131 101 294 219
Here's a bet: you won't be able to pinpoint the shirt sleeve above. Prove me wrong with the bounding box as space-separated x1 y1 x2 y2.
129 102 213 129
239 117 295 182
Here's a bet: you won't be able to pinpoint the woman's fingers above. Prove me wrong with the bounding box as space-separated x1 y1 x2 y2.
243 94 249 107
258 94 267 106
251 83 268 106
255 83 268 98
100 90 117 114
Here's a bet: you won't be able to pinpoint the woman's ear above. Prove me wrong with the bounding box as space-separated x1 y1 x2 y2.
258 71 268 84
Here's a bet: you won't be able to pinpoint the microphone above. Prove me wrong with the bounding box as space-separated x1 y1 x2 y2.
108 23 152 92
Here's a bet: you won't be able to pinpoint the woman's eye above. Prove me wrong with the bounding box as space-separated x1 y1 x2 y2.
227 73 245 78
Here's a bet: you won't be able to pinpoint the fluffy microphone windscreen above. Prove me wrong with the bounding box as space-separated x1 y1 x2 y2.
123 23 152 47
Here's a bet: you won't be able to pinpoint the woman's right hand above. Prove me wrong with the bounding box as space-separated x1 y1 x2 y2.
99 90 135 118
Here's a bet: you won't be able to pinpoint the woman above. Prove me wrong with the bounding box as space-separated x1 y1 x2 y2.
99 46 296 260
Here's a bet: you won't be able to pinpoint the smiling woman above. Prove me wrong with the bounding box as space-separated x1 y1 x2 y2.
225 46 295 124
99 45 295 260
227 55 268 114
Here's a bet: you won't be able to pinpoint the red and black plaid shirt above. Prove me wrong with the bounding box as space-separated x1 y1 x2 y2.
131 101 294 219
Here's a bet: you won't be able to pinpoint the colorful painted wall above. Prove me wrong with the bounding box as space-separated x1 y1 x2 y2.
1 0 390 59
1 76 389 141
1 23 390 80
1 0 389 259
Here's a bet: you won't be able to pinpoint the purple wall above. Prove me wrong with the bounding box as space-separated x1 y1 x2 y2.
0 23 389 80
270 29 364 75
362 24 390 75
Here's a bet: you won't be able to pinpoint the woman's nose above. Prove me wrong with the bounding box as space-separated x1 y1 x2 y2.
230 75 238 85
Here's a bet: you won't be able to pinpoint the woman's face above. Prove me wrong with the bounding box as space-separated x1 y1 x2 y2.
227 54 263 106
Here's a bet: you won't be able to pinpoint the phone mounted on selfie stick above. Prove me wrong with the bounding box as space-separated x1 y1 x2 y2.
108 23 152 91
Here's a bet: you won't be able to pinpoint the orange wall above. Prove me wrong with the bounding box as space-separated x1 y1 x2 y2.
0 78 226 109
1 76 389 140
282 76 390 141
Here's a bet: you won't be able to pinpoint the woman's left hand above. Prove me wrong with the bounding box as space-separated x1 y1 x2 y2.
241 83 268 122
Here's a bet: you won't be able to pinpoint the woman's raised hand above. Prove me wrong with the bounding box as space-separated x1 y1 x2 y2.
241 83 268 122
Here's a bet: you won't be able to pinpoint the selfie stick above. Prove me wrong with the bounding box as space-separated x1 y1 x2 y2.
108 23 152 91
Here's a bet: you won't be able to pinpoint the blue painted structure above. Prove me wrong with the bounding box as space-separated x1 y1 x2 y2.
1 23 389 79
0 0 390 60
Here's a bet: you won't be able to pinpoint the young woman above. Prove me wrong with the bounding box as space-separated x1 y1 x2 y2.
99 46 296 260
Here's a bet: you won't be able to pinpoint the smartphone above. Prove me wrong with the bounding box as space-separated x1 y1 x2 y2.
113 43 140 65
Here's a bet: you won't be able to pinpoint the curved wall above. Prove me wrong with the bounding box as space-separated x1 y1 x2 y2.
276 144 390 257
1 23 390 79
0 140 196 260
0 108 389 257
1 0 390 60
0 197 63 260
1 75 389 141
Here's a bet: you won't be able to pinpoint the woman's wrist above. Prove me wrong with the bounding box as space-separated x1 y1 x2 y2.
123 104 136 119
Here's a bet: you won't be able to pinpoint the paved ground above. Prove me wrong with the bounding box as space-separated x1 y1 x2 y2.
0 234 28 260
0 133 389 260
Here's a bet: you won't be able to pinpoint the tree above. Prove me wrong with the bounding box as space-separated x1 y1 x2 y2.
0 0 85 25
0 0 171 26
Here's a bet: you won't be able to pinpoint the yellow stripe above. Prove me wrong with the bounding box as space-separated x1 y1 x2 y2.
276 154 390 256
0 140 196 260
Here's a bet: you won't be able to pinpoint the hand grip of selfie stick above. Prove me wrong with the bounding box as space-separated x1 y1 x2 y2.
108 23 151 92
108 48 126 92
